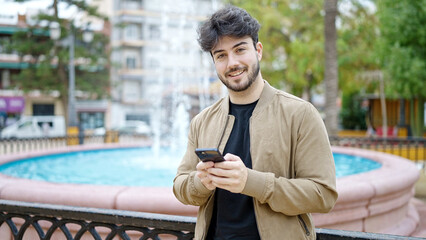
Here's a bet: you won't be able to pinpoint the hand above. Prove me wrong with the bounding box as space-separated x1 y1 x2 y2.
196 161 216 190
207 153 248 193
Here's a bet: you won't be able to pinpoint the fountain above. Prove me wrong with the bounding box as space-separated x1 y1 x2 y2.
0 0 422 237
148 3 220 154
0 145 420 238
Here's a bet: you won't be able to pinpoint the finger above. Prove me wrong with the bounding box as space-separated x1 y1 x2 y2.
214 160 242 171
196 161 214 171
201 175 216 190
196 171 216 190
210 176 239 191
204 183 216 191
223 153 240 161
196 171 206 179
210 175 231 185
207 166 232 177
211 174 245 193
214 153 242 169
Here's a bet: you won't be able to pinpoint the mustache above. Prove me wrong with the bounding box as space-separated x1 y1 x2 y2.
225 66 246 76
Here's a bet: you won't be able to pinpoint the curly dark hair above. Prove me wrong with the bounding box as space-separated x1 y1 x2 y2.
197 5 261 52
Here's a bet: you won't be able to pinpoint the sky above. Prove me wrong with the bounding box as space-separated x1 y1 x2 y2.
0 0 78 22
2 0 56 14
0 0 103 30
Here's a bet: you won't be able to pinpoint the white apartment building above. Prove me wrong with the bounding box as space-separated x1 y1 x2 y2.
109 0 221 129
0 0 221 134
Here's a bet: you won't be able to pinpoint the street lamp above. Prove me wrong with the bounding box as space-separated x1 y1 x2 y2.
49 22 93 130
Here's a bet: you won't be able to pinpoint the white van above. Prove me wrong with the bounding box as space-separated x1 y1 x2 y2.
0 116 66 139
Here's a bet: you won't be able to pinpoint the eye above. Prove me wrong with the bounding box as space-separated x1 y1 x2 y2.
215 54 225 60
236 48 246 53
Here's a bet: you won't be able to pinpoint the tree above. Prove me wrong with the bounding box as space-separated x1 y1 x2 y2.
8 0 109 126
225 0 389 135
324 0 339 135
227 0 325 99
340 90 367 130
338 0 380 92
337 1 381 131
376 0 426 136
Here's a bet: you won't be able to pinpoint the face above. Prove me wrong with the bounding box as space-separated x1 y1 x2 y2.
211 36 262 92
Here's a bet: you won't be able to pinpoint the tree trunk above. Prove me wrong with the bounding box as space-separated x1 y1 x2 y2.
324 0 339 136
303 70 313 103
410 98 415 137
379 75 387 138
52 0 70 128
53 0 58 18
399 98 405 126
415 97 424 137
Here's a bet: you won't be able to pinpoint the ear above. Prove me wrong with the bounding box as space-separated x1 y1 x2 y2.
256 42 263 61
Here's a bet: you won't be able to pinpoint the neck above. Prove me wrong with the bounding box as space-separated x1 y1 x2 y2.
229 76 264 104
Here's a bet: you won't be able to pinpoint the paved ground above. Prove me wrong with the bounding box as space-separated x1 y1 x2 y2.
413 166 426 238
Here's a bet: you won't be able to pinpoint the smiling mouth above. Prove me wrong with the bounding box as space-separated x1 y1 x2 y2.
227 68 245 77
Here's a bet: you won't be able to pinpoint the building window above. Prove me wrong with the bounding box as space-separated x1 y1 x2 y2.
79 112 104 130
126 114 150 123
149 25 161 40
33 104 54 116
122 0 142 9
149 59 159 69
126 57 136 69
122 80 141 102
0 38 6 53
124 24 139 40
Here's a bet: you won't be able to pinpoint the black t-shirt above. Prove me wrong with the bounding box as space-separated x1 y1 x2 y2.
206 100 261 240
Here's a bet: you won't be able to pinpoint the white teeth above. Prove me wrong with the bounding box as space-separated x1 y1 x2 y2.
229 70 244 77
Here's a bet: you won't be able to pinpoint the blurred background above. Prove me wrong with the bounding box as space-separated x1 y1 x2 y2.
0 0 424 141
0 1 424 238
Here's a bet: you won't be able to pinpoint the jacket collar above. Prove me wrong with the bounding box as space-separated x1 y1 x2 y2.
220 80 276 116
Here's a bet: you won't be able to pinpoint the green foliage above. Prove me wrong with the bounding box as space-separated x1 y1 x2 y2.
338 0 381 93
9 0 110 100
225 0 383 131
227 0 324 97
376 0 426 136
376 0 426 99
340 91 367 130
226 0 381 100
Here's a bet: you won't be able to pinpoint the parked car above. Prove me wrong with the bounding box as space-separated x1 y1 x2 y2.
0 116 66 139
114 121 151 136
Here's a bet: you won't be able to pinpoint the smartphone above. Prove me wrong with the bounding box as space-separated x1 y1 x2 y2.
195 148 225 163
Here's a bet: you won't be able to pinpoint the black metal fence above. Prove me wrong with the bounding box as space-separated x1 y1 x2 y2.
0 200 423 240
329 136 425 163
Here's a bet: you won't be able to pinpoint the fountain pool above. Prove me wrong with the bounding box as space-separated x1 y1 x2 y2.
0 143 420 237
0 147 381 187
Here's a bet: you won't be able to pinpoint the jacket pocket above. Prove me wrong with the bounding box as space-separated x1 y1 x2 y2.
297 215 311 237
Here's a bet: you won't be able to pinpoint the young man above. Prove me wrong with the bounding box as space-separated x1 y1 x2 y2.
173 5 338 240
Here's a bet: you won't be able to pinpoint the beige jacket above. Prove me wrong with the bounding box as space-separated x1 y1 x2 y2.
173 81 338 240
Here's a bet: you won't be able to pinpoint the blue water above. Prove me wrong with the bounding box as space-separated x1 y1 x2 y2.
334 153 381 177
0 148 381 187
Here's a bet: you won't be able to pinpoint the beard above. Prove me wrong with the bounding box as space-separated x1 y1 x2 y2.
218 59 260 92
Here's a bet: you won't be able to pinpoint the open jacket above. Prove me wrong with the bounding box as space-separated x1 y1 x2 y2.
173 81 338 240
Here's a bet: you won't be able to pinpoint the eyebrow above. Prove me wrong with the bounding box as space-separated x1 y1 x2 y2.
212 41 249 56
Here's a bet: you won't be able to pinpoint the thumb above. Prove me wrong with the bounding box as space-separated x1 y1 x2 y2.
223 153 240 162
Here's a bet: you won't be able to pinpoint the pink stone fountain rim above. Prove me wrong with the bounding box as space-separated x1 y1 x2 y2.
0 144 421 236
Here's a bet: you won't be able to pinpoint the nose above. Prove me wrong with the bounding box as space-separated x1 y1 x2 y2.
227 53 239 69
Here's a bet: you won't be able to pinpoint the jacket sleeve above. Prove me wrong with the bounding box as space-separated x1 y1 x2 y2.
173 116 213 206
241 103 338 216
